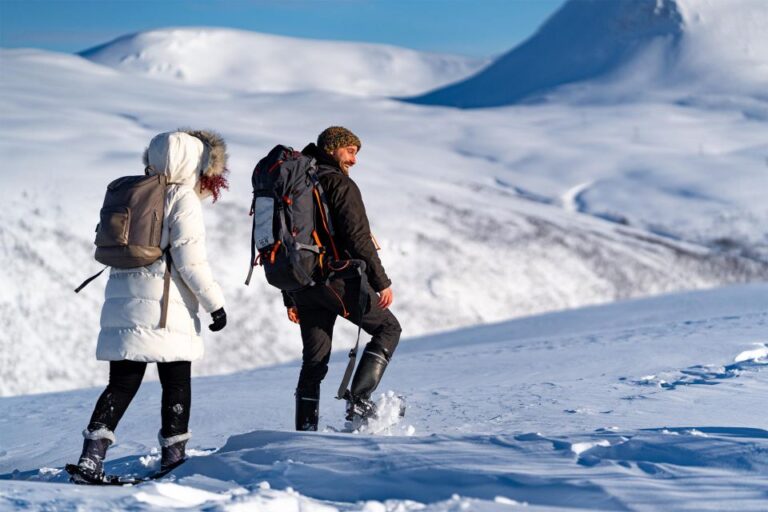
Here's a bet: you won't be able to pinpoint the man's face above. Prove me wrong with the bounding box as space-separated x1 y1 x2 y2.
331 145 358 173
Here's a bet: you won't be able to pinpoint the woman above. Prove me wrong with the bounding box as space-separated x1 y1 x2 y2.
70 130 229 484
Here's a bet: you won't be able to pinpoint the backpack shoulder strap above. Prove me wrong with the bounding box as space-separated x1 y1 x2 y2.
308 168 340 260
159 250 173 329
245 193 257 286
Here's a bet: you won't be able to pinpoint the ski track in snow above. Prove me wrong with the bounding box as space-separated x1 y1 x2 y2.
629 357 768 392
560 181 594 214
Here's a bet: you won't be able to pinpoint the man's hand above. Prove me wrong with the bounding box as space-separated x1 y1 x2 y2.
377 287 393 309
287 307 300 324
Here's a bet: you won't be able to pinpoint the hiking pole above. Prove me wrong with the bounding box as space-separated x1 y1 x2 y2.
336 263 368 400
336 330 361 400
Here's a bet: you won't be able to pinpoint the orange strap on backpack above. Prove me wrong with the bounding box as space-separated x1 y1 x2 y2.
313 188 340 261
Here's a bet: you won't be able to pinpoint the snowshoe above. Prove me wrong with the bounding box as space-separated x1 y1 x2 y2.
339 392 407 434
66 463 108 485
66 461 182 486
345 395 377 423
68 429 115 484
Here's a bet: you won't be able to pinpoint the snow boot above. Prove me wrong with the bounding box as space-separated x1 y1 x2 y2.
345 394 377 422
295 388 320 431
159 431 191 471
345 345 390 422
71 427 115 484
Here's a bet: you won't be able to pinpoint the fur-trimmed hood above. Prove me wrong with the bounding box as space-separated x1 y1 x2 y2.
143 129 228 185
178 129 228 177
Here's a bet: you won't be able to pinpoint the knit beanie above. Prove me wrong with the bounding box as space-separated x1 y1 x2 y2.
317 126 362 155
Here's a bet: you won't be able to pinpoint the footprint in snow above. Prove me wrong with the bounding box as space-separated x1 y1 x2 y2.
627 343 768 391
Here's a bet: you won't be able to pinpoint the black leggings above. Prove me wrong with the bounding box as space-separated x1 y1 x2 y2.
87 360 191 438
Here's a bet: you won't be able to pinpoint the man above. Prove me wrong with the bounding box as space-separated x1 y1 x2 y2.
286 126 401 431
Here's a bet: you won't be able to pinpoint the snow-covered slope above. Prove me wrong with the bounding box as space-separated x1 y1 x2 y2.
80 28 488 97
2 38 768 396
2 284 768 510
411 0 768 107
3 15 768 510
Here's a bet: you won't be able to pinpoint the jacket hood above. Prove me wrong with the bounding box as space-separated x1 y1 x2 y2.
302 143 342 171
143 129 228 186
180 129 228 177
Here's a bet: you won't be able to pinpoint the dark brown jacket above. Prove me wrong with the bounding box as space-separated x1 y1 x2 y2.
304 143 391 292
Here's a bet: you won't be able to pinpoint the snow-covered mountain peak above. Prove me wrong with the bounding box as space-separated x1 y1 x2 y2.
79 27 488 97
411 0 768 107
560 0 684 42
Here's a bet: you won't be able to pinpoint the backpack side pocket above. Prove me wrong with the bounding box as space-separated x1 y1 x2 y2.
95 206 130 247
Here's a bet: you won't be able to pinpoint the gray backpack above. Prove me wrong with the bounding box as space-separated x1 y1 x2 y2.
76 174 174 327
94 174 167 267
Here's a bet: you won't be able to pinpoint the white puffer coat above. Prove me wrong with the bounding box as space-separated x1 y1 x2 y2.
96 131 226 362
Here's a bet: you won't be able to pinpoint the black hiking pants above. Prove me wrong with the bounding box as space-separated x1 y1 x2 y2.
87 360 191 438
291 274 401 399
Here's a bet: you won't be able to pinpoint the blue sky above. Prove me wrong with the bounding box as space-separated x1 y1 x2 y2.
0 0 564 57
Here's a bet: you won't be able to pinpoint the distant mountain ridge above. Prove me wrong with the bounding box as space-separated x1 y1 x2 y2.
79 28 488 97
410 0 768 107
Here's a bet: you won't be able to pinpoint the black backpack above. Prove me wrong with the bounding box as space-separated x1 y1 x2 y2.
245 145 339 290
246 145 372 400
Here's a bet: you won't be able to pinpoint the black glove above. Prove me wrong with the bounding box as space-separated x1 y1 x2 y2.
208 307 227 332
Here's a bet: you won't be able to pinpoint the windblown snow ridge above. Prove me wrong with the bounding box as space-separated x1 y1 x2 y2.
5 428 768 510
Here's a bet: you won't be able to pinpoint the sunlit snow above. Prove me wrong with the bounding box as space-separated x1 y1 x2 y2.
2 0 768 508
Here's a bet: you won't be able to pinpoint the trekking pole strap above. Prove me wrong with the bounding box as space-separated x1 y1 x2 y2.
336 341 359 400
74 266 108 293
244 264 255 286
336 265 368 400
245 195 256 285
160 251 173 329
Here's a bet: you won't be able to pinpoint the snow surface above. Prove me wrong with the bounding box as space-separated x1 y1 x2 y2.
2 284 768 510
2 4 768 396
4 3 768 508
